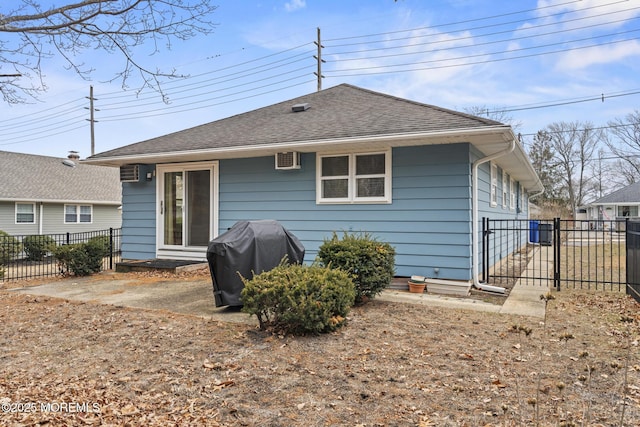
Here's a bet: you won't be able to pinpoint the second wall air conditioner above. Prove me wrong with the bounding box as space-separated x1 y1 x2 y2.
275 152 301 170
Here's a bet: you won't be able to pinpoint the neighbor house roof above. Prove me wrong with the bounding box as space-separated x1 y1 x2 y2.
590 182 640 205
85 83 543 193
0 151 121 204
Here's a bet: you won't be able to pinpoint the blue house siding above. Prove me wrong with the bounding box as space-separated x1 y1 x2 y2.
216 143 474 279
120 164 156 259
471 146 529 277
119 143 533 282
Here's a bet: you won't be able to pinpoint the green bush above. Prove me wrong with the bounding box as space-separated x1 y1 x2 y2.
317 232 396 304
52 236 109 276
22 235 56 261
86 235 110 272
241 261 355 335
0 231 21 264
52 244 90 276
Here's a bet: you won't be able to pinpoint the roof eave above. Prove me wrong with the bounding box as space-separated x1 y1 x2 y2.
0 197 121 205
84 126 543 193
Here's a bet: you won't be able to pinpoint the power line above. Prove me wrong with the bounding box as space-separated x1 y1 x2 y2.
97 43 315 100
325 33 640 77
490 90 640 114
324 0 585 42
99 79 315 121
2 1 639 147
326 0 632 49
325 13 639 60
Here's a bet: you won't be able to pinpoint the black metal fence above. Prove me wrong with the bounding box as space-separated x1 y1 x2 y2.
0 228 122 282
483 218 628 292
627 220 640 303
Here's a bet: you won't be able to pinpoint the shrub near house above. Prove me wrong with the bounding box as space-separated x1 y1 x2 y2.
52 236 110 276
318 232 396 304
241 261 355 335
22 235 56 261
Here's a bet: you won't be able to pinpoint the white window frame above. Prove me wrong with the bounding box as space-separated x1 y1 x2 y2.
510 177 516 210
502 171 508 209
64 204 93 224
316 150 392 204
15 202 36 224
490 163 498 207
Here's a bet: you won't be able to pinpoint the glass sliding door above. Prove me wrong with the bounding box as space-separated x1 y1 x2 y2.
186 169 210 246
164 172 184 246
158 162 216 253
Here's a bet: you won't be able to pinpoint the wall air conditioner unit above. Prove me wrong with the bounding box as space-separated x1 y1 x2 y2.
275 152 301 170
120 164 140 182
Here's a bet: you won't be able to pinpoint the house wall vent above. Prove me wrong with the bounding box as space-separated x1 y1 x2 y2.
275 152 301 170
120 164 140 182
291 103 310 112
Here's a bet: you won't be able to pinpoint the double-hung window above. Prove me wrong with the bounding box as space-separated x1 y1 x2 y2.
510 178 516 210
502 172 508 209
317 151 391 203
490 163 498 207
65 205 93 224
16 203 35 224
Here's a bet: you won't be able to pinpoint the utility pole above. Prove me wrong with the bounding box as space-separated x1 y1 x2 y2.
85 85 98 156
313 27 325 92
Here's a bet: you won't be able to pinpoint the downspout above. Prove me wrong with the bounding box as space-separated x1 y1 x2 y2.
471 138 516 294
39 202 43 235
527 189 545 220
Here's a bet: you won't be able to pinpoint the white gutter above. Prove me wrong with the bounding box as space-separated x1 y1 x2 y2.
82 126 513 166
471 138 516 294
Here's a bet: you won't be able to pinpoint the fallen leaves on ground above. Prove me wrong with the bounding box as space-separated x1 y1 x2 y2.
0 277 638 426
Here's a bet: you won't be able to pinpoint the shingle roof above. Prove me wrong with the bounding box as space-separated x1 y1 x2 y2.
591 182 640 204
0 151 121 204
89 83 503 159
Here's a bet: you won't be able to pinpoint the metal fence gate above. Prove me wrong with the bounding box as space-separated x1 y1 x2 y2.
482 218 635 300
628 220 640 302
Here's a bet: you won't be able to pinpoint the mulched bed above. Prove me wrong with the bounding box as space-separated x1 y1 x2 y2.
0 270 638 426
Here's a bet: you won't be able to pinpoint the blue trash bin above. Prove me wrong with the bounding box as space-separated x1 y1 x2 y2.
529 220 539 243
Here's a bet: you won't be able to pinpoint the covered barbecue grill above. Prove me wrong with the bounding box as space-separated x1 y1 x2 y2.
206 220 305 307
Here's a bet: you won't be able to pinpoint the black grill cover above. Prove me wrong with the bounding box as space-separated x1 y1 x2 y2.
206 220 305 307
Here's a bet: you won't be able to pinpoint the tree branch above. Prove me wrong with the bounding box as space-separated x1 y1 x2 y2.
0 0 217 103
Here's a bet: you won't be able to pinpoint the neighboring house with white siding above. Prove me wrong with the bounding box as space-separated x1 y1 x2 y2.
586 182 640 223
85 84 542 282
0 151 122 236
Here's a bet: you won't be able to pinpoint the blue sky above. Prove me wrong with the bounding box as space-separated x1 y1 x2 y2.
1 0 639 159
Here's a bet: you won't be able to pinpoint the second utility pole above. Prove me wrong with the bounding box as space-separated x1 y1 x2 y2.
314 27 325 92
86 85 97 156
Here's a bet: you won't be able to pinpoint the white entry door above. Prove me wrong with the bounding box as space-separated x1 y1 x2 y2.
157 162 218 259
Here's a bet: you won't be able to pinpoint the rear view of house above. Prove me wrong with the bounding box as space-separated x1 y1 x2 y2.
85 84 543 283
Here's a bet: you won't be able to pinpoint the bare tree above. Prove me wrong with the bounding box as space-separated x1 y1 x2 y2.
543 121 601 214
604 110 640 181
590 148 615 200
0 0 218 104
464 105 523 133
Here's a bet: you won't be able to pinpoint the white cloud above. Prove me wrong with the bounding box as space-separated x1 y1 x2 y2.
555 39 640 70
284 0 306 12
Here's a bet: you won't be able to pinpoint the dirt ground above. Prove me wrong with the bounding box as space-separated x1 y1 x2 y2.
1 270 639 426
